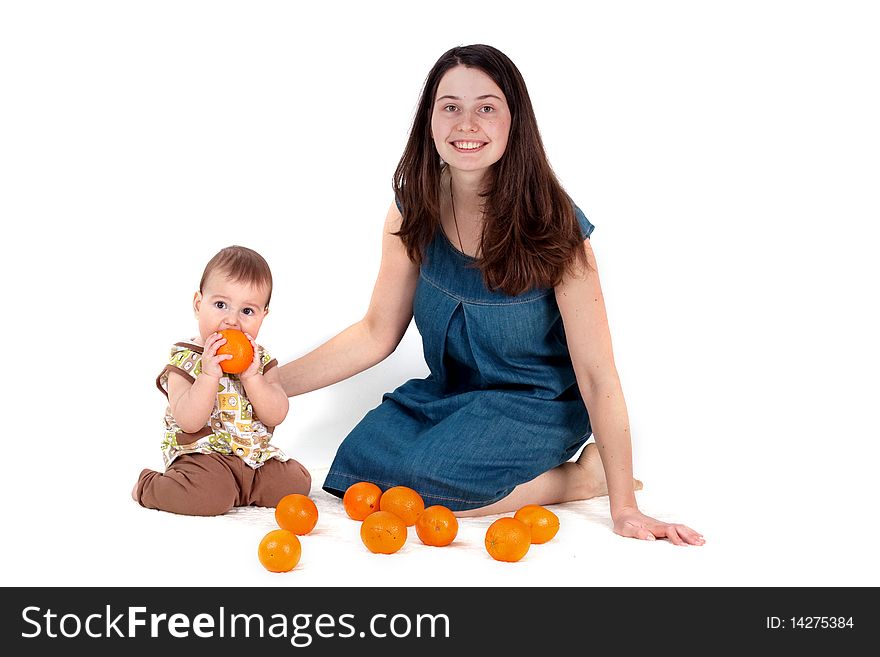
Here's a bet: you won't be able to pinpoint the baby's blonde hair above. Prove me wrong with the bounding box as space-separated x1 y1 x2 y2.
199 246 273 308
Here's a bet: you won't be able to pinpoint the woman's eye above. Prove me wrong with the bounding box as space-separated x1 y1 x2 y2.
479 106 494 113
444 104 458 112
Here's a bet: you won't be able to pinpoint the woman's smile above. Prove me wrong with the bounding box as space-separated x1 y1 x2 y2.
450 140 488 153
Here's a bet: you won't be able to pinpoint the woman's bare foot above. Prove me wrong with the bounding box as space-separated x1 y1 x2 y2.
574 442 643 498
455 443 643 517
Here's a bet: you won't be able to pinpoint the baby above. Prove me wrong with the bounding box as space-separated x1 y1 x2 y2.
133 245 310 515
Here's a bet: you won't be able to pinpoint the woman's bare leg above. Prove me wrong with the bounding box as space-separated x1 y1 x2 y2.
455 443 642 517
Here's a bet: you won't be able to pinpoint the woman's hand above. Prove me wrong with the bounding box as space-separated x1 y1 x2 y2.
613 508 705 546
200 332 232 379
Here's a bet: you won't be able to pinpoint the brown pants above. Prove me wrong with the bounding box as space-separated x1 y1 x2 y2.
134 453 312 516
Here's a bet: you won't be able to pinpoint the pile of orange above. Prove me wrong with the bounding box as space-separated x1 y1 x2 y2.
342 483 460 555
256 482 562 571
484 504 560 563
341 482 560 562
257 493 319 573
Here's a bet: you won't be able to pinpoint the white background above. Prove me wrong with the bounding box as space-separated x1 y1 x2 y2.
1 1 878 587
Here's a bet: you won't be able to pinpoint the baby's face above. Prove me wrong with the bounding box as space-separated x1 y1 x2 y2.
193 272 270 344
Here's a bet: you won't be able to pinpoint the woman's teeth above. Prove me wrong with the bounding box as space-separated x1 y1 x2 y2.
453 141 485 150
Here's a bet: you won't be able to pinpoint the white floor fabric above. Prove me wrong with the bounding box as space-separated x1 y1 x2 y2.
6 455 874 588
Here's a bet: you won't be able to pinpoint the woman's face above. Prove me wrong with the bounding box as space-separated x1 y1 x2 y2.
431 65 511 176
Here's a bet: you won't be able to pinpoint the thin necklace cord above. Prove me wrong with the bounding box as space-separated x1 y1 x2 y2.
450 179 465 254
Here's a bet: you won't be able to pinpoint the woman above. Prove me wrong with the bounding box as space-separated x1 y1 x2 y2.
279 45 703 545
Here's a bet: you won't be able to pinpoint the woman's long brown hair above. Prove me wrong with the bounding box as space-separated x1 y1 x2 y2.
393 44 588 296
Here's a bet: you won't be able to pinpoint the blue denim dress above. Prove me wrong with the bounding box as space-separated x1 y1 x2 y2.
323 206 595 511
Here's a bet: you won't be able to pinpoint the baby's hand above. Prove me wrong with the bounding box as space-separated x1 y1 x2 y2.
201 332 232 378
238 333 263 381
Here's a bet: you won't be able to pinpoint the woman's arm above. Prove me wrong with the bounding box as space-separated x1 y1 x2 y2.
278 201 419 397
556 239 704 545
555 238 637 517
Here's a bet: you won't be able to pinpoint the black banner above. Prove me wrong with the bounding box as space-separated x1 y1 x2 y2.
0 587 869 653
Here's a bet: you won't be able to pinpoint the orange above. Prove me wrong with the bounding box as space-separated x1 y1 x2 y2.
343 481 383 521
514 504 560 544
217 328 254 374
484 517 531 563
360 511 407 554
415 505 458 547
257 529 301 572
379 485 425 526
275 493 319 535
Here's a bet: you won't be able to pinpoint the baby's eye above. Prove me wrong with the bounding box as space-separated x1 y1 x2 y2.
214 301 227 310
242 308 254 316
